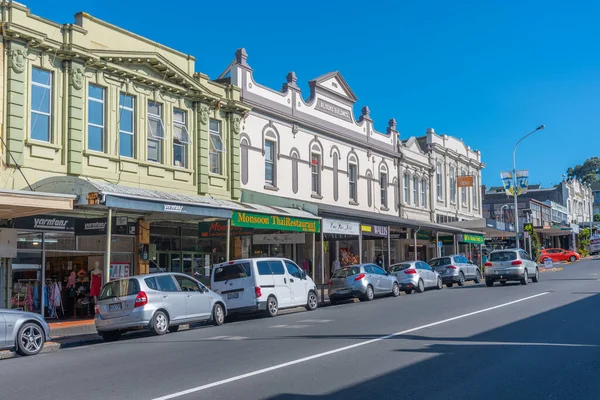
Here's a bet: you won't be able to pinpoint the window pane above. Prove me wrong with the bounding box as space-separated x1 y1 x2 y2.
265 162 273 182
88 125 104 152
148 117 163 138
174 124 189 144
174 144 186 168
32 68 51 86
148 101 161 116
88 99 103 126
31 85 50 113
269 260 285 275
120 132 133 157
257 261 272 275
148 139 160 162
120 108 133 133
156 275 179 292
174 109 185 123
209 119 220 132
210 153 221 174
265 142 274 161
88 85 104 100
120 93 133 108
31 113 50 142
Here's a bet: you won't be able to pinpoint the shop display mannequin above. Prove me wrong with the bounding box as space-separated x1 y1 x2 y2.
90 262 102 301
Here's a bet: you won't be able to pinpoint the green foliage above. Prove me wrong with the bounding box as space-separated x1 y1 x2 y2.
567 157 600 184
523 224 541 260
578 228 591 257
594 214 600 222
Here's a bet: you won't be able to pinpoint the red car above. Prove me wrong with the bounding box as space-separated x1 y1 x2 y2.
539 248 580 263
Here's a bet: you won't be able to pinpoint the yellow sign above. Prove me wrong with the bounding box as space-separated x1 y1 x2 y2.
232 212 320 233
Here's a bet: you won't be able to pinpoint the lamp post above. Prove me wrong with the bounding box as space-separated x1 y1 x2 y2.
588 183 593 234
513 125 545 250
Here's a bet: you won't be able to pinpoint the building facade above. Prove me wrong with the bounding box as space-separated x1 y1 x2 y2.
222 48 485 280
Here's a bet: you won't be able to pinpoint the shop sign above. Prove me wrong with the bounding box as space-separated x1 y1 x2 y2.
198 221 253 238
438 235 454 245
109 263 130 281
164 204 184 213
13 215 75 231
390 232 408 240
322 218 360 235
457 175 474 188
360 224 388 237
415 231 430 241
253 233 306 245
75 218 136 236
232 212 320 233
457 234 485 244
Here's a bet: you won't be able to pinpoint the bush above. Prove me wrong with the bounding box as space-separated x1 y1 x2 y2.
578 228 590 257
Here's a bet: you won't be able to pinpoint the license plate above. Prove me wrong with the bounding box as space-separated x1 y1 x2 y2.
338 289 351 294
109 303 122 311
227 293 240 299
496 270 506 275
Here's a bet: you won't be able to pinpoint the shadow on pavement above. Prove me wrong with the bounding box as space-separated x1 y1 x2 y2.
263 292 600 400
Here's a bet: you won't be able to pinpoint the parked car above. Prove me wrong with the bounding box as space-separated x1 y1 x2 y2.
0 309 51 356
328 264 400 304
485 249 539 286
539 248 580 263
389 261 443 294
588 236 600 256
211 258 318 317
95 273 226 341
429 255 482 287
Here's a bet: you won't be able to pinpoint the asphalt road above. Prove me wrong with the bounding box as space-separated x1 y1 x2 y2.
2 259 600 400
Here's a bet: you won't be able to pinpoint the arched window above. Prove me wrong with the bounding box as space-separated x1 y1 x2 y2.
421 179 427 208
310 144 321 196
436 162 443 200
367 171 373 208
461 168 467 206
413 175 419 207
348 155 358 203
333 153 339 201
291 150 299 194
264 131 277 187
403 172 410 204
450 166 456 203
393 178 399 212
472 173 478 209
380 164 388 208
241 138 249 185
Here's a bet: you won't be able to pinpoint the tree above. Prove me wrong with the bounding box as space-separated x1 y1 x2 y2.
567 157 600 184
594 214 600 222
578 228 591 257
524 224 541 260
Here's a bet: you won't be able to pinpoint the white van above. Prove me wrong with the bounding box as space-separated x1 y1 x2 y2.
211 258 318 317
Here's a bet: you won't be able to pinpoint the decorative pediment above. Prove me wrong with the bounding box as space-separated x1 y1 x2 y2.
403 137 425 154
309 71 358 105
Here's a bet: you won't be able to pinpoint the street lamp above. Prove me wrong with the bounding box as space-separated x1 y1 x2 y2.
513 124 545 250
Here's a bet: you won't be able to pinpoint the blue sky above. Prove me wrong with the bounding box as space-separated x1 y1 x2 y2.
23 0 600 187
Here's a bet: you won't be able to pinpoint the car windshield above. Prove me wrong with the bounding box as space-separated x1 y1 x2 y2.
490 251 517 262
429 258 451 268
99 279 140 300
332 266 361 278
389 263 413 272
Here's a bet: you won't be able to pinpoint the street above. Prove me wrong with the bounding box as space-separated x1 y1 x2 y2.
2 259 600 400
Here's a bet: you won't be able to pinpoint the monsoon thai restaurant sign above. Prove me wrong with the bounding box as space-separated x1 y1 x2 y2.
231 212 320 233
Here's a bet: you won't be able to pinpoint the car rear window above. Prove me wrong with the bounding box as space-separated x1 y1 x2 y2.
389 263 412 272
213 262 251 282
99 279 140 300
490 251 517 262
429 258 451 267
332 266 360 278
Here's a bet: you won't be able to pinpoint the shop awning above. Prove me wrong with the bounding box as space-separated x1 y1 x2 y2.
317 203 480 235
30 177 319 227
0 189 74 219
446 218 516 238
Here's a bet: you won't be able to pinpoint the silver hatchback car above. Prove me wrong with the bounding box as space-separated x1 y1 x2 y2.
0 309 51 356
389 261 443 294
485 249 540 286
95 273 227 341
328 264 400 304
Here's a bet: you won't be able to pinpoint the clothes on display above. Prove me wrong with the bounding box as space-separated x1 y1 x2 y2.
67 271 76 289
44 281 64 318
90 272 101 297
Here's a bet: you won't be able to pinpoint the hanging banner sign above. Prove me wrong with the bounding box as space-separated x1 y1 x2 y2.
232 212 320 233
500 170 529 196
322 219 360 235
457 175 474 188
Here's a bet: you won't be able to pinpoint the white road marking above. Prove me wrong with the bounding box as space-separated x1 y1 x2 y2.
151 291 550 400
297 319 333 323
269 325 289 328
204 336 248 341
269 324 310 329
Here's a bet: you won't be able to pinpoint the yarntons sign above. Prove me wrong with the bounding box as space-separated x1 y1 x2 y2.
13 215 75 231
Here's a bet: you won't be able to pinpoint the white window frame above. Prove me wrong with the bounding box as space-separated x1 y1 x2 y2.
436 162 443 200
265 139 276 186
421 179 427 208
404 173 410 204
87 84 105 152
119 93 135 158
380 169 388 208
173 108 190 168
450 166 456 204
413 176 418 206
210 119 225 175
311 149 321 195
348 159 358 202
472 173 479 209
147 101 164 163
461 169 467 206
30 67 52 142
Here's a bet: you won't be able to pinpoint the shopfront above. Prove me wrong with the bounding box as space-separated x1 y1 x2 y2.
456 233 486 266
8 215 136 319
318 218 361 284
360 224 389 267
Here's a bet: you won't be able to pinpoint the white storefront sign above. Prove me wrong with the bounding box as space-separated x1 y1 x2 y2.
322 218 360 235
253 233 306 245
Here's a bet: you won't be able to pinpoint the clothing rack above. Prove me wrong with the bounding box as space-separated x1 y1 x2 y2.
45 279 64 319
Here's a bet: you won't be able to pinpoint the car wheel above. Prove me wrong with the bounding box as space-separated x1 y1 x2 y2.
168 325 180 333
213 303 225 326
457 272 465 286
569 256 577 262
446 283 453 288
306 291 318 311
437 277 443 290
474 270 482 283
364 285 375 301
152 311 169 335
16 322 45 356
100 330 121 342
329 298 339 306
532 268 540 283
485 280 494 287
405 289 413 295
416 279 425 293
521 269 529 285
392 283 400 297
266 296 279 317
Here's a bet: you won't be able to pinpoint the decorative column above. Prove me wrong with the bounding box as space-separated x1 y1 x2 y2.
6 41 27 168
67 61 85 175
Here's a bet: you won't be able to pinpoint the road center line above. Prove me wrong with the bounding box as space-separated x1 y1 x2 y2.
151 291 550 400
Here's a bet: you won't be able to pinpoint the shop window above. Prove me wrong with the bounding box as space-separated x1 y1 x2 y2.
31 67 53 142
147 100 164 163
10 252 42 312
173 108 190 168
209 119 224 174
119 93 135 158
44 232 76 251
17 232 43 250
87 84 105 152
